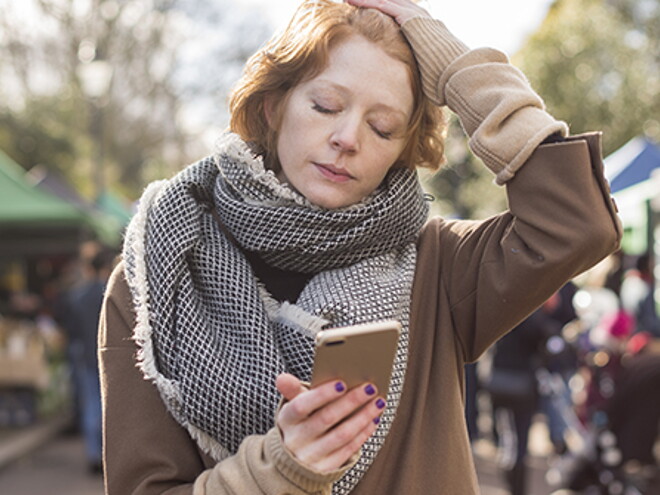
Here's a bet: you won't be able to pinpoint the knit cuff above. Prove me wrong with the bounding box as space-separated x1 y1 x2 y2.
265 427 359 492
400 16 469 106
469 108 569 185
401 16 569 183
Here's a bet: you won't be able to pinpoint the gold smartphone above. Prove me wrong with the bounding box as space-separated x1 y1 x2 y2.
310 320 401 395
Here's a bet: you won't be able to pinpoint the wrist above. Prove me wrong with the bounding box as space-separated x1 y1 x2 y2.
266 427 355 490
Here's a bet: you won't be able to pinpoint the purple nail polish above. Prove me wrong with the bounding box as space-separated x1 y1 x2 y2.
335 382 345 393
365 384 376 396
373 417 381 425
376 398 386 409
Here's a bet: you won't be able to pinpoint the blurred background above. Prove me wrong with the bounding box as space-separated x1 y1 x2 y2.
0 0 658 493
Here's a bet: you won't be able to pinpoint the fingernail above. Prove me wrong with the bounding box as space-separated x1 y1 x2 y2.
373 416 381 425
376 398 386 409
335 381 345 393
365 384 376 396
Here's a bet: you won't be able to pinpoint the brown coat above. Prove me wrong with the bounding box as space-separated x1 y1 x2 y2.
100 134 620 494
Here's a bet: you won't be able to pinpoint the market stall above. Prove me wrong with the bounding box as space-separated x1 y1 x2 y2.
0 149 115 426
0 318 51 426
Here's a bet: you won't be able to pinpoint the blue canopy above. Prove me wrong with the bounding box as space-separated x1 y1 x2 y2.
606 137 660 194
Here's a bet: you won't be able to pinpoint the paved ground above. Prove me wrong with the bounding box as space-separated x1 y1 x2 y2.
0 432 104 495
473 432 554 495
0 424 556 495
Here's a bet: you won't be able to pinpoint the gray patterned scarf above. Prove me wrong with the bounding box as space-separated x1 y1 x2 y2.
123 133 428 493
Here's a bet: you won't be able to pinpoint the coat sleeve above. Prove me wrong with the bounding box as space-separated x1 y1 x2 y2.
98 264 348 495
422 133 621 362
400 16 620 360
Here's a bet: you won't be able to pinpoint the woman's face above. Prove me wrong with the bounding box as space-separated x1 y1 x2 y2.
272 35 414 209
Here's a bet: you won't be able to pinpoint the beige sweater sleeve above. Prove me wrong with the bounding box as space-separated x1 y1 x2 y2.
194 428 352 495
99 264 353 495
401 16 569 183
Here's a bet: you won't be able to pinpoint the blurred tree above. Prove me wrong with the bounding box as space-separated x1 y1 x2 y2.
607 0 660 64
0 0 271 200
425 0 660 219
172 0 271 146
0 96 79 179
513 0 660 156
421 114 507 220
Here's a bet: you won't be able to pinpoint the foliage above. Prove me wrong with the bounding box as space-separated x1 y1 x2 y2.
427 0 660 219
421 114 507 220
0 0 271 200
513 0 660 156
0 96 80 184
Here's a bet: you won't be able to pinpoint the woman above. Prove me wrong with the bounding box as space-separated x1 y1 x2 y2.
99 0 621 493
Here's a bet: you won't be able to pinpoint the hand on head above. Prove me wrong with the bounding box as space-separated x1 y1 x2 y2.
275 373 386 473
344 0 430 25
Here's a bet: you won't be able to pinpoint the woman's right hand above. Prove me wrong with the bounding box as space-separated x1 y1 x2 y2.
275 373 386 473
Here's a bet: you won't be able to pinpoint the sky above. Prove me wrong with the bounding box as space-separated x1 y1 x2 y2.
241 0 556 55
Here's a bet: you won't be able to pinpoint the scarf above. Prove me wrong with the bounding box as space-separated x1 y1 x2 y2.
123 133 428 493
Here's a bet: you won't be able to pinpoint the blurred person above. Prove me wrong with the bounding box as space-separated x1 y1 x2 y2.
607 332 660 471
603 249 626 297
577 304 634 428
539 283 580 455
487 302 560 495
70 248 116 474
620 252 660 337
98 0 620 493
53 258 86 432
548 334 660 494
53 243 106 433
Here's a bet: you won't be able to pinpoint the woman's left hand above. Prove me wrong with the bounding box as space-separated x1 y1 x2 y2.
345 0 431 25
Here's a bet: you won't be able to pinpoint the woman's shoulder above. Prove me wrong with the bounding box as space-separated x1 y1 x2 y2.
106 260 131 304
100 260 136 347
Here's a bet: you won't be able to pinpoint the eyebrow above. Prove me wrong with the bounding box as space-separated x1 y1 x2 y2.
312 79 410 121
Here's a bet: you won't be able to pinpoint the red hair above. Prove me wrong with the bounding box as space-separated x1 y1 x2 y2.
229 0 445 172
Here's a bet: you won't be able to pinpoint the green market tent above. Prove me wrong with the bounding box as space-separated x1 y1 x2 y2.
96 190 133 228
26 165 124 248
0 150 121 254
0 149 85 227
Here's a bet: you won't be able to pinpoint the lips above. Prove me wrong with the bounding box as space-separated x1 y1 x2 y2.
314 162 354 183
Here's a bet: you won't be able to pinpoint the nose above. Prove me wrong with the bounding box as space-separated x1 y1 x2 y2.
330 116 360 155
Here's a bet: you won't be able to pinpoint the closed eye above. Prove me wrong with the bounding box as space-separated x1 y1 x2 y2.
312 103 338 114
371 125 393 140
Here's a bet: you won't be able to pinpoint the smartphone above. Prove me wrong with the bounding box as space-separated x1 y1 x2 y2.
310 320 401 396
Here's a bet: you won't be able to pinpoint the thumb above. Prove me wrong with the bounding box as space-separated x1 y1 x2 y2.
276 373 306 401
